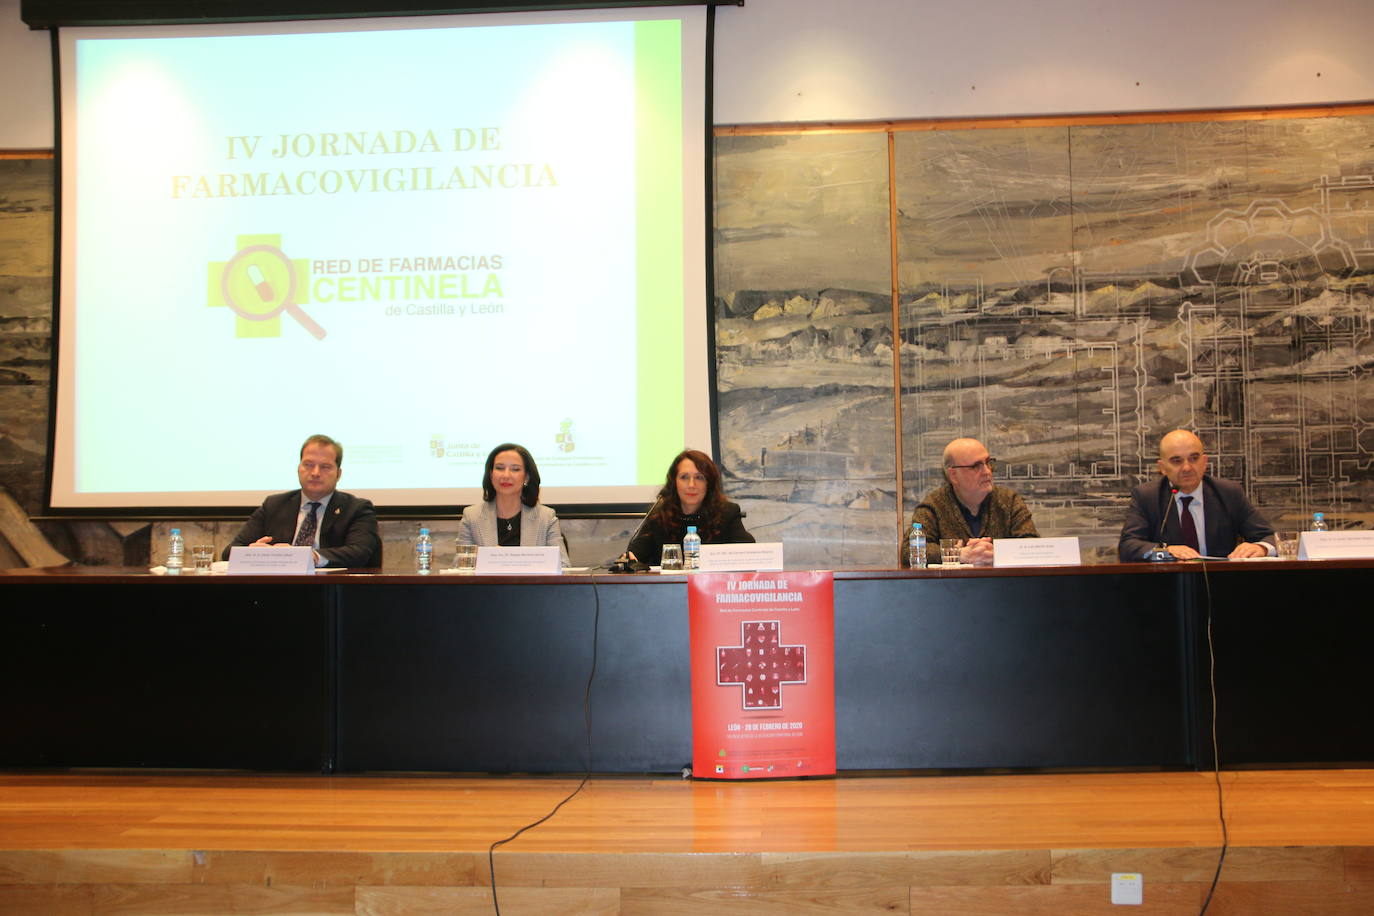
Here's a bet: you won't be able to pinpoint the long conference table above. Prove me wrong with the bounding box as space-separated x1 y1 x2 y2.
2 560 1370 775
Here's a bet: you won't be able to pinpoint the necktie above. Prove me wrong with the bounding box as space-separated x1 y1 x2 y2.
294 501 320 547
1178 495 1199 551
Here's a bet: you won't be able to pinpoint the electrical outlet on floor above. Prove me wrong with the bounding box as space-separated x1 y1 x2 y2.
1111 872 1143 905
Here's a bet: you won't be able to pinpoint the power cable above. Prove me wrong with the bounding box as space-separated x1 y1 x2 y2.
487 575 602 915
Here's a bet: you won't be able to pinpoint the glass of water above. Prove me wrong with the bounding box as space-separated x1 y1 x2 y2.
1277 533 1300 560
661 544 684 571
454 543 478 574
191 544 215 574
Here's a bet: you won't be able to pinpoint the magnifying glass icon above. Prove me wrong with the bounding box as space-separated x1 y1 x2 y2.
220 244 326 340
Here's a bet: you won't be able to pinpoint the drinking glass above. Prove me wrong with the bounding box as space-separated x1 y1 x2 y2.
454 543 478 573
191 544 215 574
1276 533 1300 560
939 538 966 567
661 544 684 571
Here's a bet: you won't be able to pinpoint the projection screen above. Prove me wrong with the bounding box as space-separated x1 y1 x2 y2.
50 5 710 511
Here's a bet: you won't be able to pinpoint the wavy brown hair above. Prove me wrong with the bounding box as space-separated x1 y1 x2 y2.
653 449 728 540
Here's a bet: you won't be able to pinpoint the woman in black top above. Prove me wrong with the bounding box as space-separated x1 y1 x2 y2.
625 449 754 566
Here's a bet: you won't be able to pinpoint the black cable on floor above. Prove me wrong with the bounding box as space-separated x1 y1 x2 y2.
1196 559 1229 915
487 574 602 915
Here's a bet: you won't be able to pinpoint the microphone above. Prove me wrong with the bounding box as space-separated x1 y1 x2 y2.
609 493 664 574
1147 487 1179 562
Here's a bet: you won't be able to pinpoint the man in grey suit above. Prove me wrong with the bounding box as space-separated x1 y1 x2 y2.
223 434 381 568
1119 429 1275 561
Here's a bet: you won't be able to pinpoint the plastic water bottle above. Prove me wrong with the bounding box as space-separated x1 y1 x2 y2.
166 528 184 575
1311 512 1329 532
908 522 927 568
683 526 701 571
414 527 433 574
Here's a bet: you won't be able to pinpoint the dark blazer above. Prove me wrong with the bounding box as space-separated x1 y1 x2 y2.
627 500 754 567
1118 475 1275 561
223 489 381 567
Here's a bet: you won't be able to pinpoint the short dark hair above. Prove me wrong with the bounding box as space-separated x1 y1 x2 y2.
481 442 541 507
300 434 343 466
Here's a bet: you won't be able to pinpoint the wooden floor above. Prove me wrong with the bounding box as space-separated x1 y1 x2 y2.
2 769 1373 914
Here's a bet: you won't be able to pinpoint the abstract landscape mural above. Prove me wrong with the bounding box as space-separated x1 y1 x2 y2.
718 114 1374 563
713 131 897 569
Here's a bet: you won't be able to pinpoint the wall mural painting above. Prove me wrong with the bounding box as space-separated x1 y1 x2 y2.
897 117 1374 559
718 115 1374 566
0 159 53 514
713 132 897 569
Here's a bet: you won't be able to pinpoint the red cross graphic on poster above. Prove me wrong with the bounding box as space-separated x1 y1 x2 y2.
689 571 834 779
717 621 806 709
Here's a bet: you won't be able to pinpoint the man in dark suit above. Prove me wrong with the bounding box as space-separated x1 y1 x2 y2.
223 434 381 568
1119 429 1275 561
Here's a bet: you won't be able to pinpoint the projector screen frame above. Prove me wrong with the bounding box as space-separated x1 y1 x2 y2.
20 1 736 29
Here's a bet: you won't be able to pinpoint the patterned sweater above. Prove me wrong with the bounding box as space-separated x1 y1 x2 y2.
899 482 1038 567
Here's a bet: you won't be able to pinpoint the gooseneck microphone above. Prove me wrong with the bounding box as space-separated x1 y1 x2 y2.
1148 487 1180 562
609 494 664 573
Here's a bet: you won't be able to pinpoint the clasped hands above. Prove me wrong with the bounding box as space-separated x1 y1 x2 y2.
249 536 319 562
957 537 996 567
1162 541 1269 560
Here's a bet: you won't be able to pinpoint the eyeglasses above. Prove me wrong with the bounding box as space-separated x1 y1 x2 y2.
947 457 996 473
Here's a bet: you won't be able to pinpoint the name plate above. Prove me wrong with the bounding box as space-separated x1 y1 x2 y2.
475 545 562 575
696 542 784 572
993 537 1082 568
226 545 315 575
1299 530 1374 560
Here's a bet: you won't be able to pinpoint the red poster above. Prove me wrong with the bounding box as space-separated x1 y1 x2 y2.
689 571 835 779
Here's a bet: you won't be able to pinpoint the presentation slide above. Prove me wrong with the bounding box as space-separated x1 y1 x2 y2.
51 7 709 510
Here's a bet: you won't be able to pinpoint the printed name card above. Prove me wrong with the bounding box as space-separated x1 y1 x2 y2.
226 545 315 575
993 537 1082 568
475 545 562 575
697 542 785 572
1299 530 1374 560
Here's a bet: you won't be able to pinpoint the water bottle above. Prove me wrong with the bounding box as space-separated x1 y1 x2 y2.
414 527 433 574
683 526 701 571
166 527 184 575
908 522 927 568
1311 512 1328 532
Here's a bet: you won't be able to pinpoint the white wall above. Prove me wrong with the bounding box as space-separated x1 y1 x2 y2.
4 0 1374 143
712 0 1374 124
0 0 54 148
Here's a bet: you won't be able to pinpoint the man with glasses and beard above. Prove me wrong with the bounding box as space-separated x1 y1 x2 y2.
899 437 1038 567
